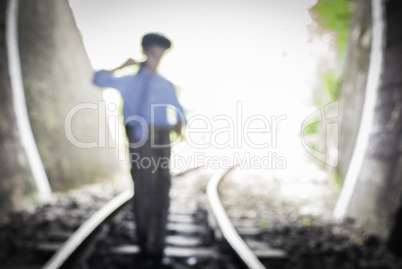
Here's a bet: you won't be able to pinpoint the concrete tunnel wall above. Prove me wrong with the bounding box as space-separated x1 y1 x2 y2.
337 1 371 184
337 0 402 247
0 0 38 215
0 0 120 215
17 0 121 191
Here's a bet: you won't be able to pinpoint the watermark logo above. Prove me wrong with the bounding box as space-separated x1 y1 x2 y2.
301 100 338 167
64 101 287 148
63 100 341 171
64 101 288 171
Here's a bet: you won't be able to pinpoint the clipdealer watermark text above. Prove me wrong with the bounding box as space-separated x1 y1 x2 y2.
130 151 286 173
64 99 339 168
65 101 286 150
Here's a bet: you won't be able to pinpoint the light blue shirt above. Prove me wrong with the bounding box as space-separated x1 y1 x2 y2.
93 66 185 140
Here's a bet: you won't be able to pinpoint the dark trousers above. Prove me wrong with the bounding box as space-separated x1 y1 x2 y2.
126 125 171 257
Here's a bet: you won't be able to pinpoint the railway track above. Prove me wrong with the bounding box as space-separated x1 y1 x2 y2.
40 167 286 269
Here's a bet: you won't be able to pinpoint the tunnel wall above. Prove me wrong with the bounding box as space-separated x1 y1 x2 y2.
337 0 371 179
338 0 402 244
385 0 402 254
0 0 122 217
360 0 402 243
337 1 372 182
0 0 39 216
16 0 121 191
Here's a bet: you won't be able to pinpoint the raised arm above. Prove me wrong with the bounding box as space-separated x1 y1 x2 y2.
93 58 138 88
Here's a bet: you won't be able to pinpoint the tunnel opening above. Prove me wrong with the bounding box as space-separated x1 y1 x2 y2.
2 0 402 268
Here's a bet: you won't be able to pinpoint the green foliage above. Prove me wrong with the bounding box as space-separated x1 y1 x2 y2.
322 71 341 101
309 142 317 152
259 218 268 229
311 0 354 102
312 0 354 57
303 115 320 153
299 216 311 227
304 123 318 136
332 171 342 190
305 0 354 150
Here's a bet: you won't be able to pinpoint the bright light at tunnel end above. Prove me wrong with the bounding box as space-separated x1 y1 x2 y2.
63 99 339 172
66 0 340 176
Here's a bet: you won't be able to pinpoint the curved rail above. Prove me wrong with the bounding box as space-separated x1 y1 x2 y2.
42 189 133 269
43 166 265 268
207 167 266 269
42 166 200 269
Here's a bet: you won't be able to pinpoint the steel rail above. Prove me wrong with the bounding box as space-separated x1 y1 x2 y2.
207 167 266 269
42 166 200 269
42 189 133 269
